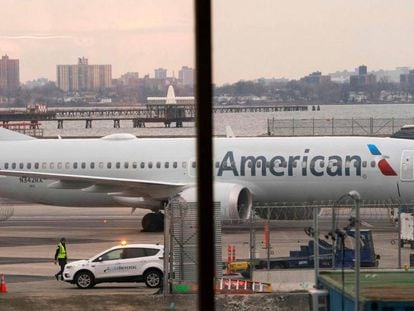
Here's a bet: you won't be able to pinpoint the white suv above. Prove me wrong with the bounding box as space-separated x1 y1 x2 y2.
63 243 164 289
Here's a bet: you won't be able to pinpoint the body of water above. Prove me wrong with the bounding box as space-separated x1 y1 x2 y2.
39 103 414 137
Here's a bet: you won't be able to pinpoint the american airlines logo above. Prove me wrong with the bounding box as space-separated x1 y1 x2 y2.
217 150 362 177
367 144 397 176
217 145 398 178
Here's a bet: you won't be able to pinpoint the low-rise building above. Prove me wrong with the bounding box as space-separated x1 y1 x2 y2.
300 71 331 84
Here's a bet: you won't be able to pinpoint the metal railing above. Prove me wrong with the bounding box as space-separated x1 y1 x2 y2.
248 200 409 274
267 117 414 136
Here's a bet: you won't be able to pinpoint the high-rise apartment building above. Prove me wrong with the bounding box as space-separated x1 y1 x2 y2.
0 55 20 93
358 65 368 76
350 65 376 88
154 68 167 80
178 66 194 86
400 70 414 88
57 57 112 92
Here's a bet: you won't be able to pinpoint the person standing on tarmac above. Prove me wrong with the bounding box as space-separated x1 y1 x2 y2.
54 237 67 281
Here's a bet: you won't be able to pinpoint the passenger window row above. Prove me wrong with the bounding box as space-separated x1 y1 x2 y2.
1 160 376 171
1 161 198 170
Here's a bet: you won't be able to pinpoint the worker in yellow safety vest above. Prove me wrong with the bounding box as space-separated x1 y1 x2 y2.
54 237 68 281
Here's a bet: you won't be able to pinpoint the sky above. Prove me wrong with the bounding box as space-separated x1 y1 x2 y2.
1 0 414 85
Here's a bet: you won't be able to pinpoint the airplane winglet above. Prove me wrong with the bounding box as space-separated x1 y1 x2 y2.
225 126 235 138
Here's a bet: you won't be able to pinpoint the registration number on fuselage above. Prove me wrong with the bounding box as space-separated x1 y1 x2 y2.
19 176 44 184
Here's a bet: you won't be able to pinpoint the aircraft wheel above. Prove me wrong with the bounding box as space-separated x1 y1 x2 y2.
142 213 164 232
155 213 164 231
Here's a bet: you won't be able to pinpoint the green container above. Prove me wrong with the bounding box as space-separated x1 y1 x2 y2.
318 270 414 310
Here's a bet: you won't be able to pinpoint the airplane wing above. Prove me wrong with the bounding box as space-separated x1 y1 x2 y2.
0 127 37 141
0 170 189 199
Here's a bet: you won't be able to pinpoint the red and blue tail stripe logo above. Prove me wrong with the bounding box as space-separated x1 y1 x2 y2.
367 144 397 176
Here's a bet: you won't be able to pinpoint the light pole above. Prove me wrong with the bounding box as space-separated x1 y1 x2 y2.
348 190 361 311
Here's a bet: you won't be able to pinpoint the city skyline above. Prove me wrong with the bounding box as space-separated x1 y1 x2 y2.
9 53 413 86
1 1 414 84
2 52 412 88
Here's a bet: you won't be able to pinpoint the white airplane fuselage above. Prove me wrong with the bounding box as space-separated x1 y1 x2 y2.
1 133 414 224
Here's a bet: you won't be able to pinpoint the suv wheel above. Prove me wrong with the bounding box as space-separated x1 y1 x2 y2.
75 271 95 289
144 269 162 288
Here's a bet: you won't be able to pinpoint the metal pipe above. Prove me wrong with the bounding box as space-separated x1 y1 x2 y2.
398 206 401 269
332 203 336 270
348 190 361 311
249 207 256 279
351 118 354 135
163 202 171 296
312 118 315 136
313 206 320 286
267 206 270 270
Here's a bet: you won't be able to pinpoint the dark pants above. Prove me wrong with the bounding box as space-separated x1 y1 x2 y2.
56 258 67 280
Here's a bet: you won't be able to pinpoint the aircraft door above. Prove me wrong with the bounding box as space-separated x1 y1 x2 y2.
401 151 414 181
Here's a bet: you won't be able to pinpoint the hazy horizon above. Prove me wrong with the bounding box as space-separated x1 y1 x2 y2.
1 0 413 85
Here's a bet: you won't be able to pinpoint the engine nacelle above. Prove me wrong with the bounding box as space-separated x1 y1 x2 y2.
178 183 252 220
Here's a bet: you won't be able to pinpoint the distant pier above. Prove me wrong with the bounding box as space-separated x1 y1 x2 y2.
0 122 44 137
0 104 308 129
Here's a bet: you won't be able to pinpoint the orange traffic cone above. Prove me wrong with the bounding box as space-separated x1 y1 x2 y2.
0 274 7 293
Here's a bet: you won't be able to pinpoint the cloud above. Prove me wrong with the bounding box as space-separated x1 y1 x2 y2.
0 34 73 40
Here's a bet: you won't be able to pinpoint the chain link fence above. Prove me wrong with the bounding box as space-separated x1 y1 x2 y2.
248 201 411 274
163 200 222 295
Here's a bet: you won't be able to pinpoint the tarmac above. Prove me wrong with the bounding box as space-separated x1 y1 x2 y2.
0 202 410 310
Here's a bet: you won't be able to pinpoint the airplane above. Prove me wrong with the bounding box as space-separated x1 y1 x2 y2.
0 126 413 231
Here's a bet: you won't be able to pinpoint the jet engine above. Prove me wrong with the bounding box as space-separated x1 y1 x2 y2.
178 183 252 221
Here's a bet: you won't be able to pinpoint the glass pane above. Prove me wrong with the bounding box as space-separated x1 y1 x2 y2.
101 249 123 261
1 0 197 308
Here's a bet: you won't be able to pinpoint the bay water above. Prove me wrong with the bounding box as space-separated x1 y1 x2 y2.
39 103 414 137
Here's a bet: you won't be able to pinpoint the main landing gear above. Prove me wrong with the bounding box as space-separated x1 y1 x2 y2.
141 212 164 232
